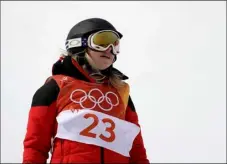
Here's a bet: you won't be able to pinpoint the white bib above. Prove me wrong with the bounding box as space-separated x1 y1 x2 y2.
55 109 140 157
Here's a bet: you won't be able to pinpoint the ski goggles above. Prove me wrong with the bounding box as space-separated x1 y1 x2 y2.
88 30 120 55
66 30 120 55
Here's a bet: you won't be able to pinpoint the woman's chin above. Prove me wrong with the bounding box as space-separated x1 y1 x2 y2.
97 63 112 70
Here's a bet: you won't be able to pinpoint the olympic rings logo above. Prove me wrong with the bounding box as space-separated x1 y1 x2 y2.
70 88 119 111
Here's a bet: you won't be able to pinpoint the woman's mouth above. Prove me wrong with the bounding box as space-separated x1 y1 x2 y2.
100 55 110 59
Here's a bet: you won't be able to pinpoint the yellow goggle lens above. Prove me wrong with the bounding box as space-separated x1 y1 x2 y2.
92 31 119 48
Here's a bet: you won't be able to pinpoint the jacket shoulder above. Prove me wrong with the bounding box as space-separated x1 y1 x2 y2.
31 78 60 106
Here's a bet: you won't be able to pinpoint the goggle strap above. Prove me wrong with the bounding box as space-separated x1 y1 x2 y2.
66 37 87 49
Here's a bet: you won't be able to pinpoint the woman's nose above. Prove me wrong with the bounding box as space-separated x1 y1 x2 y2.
105 46 112 53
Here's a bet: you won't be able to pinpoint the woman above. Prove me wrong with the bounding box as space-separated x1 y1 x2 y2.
23 18 150 163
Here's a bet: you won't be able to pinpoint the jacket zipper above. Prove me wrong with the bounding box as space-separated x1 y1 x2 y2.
100 147 104 164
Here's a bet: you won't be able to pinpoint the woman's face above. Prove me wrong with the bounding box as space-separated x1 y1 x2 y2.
87 47 115 70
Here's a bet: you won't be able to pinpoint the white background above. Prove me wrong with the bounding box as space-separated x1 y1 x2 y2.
1 1 226 163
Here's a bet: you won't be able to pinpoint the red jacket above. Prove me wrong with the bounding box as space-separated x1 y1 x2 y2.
23 56 149 163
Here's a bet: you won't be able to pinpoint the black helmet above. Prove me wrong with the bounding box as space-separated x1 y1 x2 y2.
65 18 123 54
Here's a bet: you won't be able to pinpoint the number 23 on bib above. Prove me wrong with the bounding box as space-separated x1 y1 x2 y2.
55 109 141 157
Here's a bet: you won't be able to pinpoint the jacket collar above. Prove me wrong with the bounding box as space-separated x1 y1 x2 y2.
52 56 129 82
